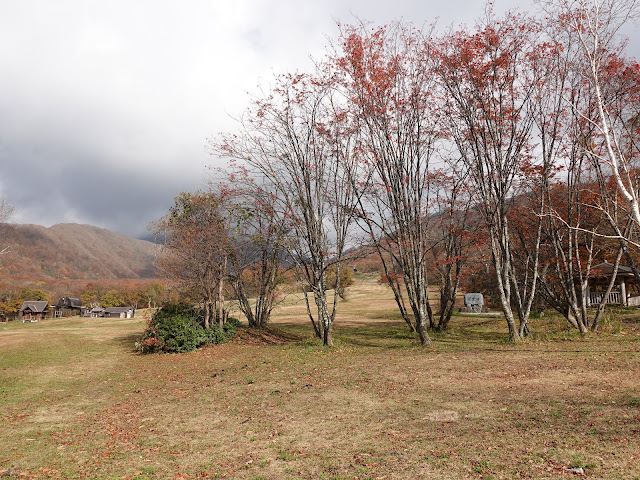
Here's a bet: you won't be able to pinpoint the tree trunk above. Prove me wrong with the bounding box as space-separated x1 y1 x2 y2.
378 250 414 332
218 258 226 329
323 325 333 347
491 227 522 343
592 247 624 332
204 302 211 330
506 314 521 343
415 317 432 347
234 279 256 327
304 289 322 338
314 287 333 347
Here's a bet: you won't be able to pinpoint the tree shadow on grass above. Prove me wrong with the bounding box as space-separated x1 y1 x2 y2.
114 332 141 353
621 315 640 325
332 323 638 353
333 315 508 348
233 325 303 345
269 315 509 349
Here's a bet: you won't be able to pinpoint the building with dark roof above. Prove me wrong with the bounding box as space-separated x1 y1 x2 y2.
585 261 640 306
103 307 136 319
19 301 50 322
54 297 86 318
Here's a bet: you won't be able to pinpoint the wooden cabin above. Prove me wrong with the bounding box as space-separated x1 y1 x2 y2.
19 301 50 322
54 297 86 318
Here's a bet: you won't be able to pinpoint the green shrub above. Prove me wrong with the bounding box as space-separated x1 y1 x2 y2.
152 303 202 325
136 304 241 354
224 316 241 335
205 324 225 344
156 313 208 353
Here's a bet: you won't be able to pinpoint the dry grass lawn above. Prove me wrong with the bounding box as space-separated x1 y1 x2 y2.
1 274 639 479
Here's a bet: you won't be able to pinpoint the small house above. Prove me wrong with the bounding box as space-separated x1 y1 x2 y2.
585 261 640 306
103 306 135 319
54 297 86 318
19 301 49 322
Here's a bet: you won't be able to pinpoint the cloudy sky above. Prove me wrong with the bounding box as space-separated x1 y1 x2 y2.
0 0 633 238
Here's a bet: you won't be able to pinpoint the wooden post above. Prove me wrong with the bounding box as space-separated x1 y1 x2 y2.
621 280 627 306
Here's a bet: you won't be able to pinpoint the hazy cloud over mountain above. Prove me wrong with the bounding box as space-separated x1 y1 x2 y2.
1 0 631 238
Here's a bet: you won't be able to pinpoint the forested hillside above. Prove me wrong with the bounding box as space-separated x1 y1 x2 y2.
0 223 157 279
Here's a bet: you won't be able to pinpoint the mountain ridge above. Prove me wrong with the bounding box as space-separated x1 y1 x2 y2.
0 222 158 280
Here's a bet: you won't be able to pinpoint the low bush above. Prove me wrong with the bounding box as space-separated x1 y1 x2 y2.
136 303 240 354
378 272 403 284
223 316 241 336
326 266 354 299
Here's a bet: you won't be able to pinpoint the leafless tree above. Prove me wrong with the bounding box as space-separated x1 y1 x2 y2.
538 0 640 231
334 21 442 346
219 178 288 328
437 11 544 341
212 70 360 346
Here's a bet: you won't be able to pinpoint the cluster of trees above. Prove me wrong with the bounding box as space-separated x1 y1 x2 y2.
157 0 640 346
78 281 167 309
0 287 49 320
153 188 287 332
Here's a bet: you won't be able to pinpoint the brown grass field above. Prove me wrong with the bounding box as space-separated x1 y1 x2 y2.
1 274 639 479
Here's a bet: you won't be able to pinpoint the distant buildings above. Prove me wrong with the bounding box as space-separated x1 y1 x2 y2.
102 306 136 318
12 297 136 322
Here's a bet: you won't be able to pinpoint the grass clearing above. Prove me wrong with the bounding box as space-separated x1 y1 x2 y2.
1 275 640 479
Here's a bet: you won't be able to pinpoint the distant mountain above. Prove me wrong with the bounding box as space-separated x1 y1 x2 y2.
0 223 158 279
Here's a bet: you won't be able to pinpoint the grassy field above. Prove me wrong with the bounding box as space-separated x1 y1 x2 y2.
1 274 639 479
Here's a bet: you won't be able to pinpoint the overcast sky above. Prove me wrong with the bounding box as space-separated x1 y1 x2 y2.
0 0 635 238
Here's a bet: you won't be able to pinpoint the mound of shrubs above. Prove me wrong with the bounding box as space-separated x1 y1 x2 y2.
136 303 240 354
